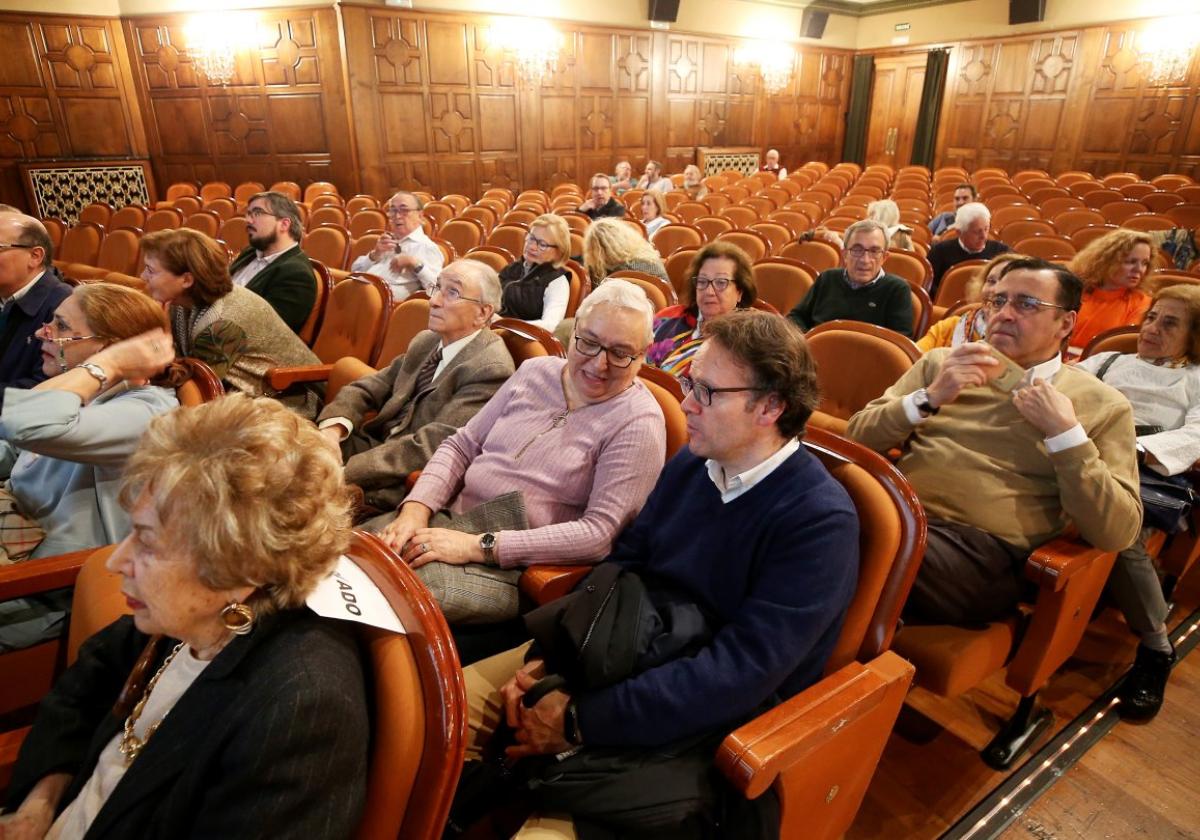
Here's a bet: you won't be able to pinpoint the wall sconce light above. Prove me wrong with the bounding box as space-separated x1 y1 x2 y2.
185 13 252 86
734 40 796 94
1137 16 1199 87
489 17 563 85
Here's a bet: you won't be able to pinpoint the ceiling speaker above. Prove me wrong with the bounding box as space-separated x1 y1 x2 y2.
801 9 829 39
649 0 680 23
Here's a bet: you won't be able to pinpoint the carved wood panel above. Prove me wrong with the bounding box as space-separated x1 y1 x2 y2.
0 14 145 208
124 8 355 198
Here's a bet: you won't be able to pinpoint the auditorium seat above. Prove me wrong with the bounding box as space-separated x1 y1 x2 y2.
233 181 265 206
502 208 539 226
64 228 141 281
999 218 1056 242
458 205 495 234
703 192 732 212
218 216 250 253
611 271 676 311
462 247 508 273
203 197 238 220
694 215 735 241
563 260 588 317
299 259 335 346
108 205 147 230
269 181 302 201
1052 208 1105 235
302 225 351 271
200 181 232 203
1070 224 1119 250
1013 235 1076 261
664 248 699 298
303 181 339 204
1142 192 1185 213
883 249 932 291
768 210 811 237
781 240 839 273
55 221 104 266
487 224 529 257
749 222 794 256
311 205 348 228
183 210 222 238
752 257 816 315
932 259 987 308
324 297 434 395
77 202 112 227
1120 213 1176 232
618 216 647 238
717 229 770 262
1099 200 1149 224
40 217 64 251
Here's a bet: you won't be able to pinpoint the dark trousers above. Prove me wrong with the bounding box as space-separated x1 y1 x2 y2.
905 518 1031 625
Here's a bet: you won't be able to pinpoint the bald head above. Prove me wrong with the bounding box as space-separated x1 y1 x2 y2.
0 212 51 266
0 212 52 295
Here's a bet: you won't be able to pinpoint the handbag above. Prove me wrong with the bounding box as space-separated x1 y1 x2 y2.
1138 463 1195 534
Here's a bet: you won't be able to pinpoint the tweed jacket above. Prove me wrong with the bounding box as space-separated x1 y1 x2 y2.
6 610 368 839
228 243 317 333
0 268 72 411
170 286 321 418
318 328 514 508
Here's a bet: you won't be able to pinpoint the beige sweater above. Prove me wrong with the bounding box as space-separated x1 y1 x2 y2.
846 348 1141 552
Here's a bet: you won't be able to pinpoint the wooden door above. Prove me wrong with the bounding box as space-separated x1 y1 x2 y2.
865 54 927 168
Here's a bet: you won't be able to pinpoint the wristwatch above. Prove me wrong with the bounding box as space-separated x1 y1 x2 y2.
78 362 109 391
913 388 939 417
413 262 424 275
479 532 497 565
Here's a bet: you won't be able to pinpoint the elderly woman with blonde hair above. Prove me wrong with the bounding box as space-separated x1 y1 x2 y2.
2 395 368 838
496 213 572 333
140 228 322 418
581 217 668 287
379 279 666 625
1069 227 1157 353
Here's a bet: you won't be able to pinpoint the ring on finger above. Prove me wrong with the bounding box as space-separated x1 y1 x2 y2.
421 542 429 553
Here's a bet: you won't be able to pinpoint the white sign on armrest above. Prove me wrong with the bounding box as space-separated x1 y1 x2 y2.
307 555 405 634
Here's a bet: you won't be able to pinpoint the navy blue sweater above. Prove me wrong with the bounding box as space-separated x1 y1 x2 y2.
577 446 859 748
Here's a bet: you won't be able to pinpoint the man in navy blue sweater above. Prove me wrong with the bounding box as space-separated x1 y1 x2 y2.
461 311 860 838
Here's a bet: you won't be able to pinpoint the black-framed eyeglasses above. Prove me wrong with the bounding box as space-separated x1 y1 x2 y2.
694 276 732 292
244 208 279 220
573 334 641 368
679 375 767 407
430 281 484 305
983 292 1065 316
525 234 557 252
0 242 35 252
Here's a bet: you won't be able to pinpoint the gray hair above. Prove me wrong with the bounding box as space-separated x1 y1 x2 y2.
955 201 991 230
866 199 900 228
843 219 888 248
576 278 655 346
392 191 425 211
249 191 304 241
444 259 501 309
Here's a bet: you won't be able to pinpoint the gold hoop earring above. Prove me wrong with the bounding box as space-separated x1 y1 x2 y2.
221 601 255 635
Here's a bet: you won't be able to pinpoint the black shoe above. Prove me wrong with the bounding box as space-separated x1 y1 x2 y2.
1116 644 1176 722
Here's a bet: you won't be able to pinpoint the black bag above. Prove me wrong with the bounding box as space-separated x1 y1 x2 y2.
1138 463 1196 534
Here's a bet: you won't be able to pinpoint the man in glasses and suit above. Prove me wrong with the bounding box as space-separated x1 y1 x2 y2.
228 191 317 333
318 260 514 511
0 211 72 407
848 257 1139 628
787 220 915 338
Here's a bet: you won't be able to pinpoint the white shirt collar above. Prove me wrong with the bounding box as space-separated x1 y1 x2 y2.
706 438 801 504
255 240 298 262
957 238 987 256
2 270 44 306
1020 352 1063 387
434 329 481 378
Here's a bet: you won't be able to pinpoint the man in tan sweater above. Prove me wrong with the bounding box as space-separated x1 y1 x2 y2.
848 257 1140 625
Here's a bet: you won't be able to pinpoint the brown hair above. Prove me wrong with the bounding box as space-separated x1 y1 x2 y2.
1069 228 1160 292
641 191 667 219
248 190 304 241
966 251 1024 302
683 241 757 312
119 394 352 617
703 310 818 439
1150 284 1200 364
141 228 233 307
73 282 169 340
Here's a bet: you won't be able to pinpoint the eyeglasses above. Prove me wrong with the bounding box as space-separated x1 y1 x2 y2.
525 234 557 252
983 292 1066 316
846 246 886 260
0 243 35 252
35 322 96 344
430 282 484 304
573 334 641 368
244 208 279 220
679 375 767 407
387 206 418 217
694 276 733 292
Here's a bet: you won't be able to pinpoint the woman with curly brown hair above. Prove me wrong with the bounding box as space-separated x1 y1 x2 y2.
1069 228 1157 353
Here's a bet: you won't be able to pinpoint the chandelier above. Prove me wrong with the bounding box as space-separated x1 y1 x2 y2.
185 14 244 86
1137 17 1199 87
489 18 562 85
734 41 796 95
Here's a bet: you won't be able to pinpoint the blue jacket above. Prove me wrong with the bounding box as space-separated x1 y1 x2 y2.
0 268 73 410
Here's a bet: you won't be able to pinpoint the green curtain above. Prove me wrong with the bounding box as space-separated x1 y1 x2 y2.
842 55 874 165
911 49 950 168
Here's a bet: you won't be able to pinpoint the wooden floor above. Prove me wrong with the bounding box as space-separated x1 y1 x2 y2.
850 573 1200 840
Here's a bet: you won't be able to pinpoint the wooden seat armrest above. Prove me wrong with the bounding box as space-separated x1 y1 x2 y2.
0 726 32 792
716 651 915 799
1024 537 1111 592
0 549 94 601
519 565 590 605
266 364 335 391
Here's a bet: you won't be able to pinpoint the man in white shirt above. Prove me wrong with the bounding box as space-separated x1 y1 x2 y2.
350 191 444 299
848 258 1139 627
317 260 514 510
635 161 673 194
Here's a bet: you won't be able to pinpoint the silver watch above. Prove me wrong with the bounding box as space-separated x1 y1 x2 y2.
77 362 109 390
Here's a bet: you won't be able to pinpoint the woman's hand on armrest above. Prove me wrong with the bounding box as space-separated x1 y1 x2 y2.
0 771 72 838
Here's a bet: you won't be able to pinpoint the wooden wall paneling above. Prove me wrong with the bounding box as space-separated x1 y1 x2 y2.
0 13 147 209
123 7 357 201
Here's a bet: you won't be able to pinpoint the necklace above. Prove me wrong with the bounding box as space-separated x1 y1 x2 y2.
118 641 184 764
